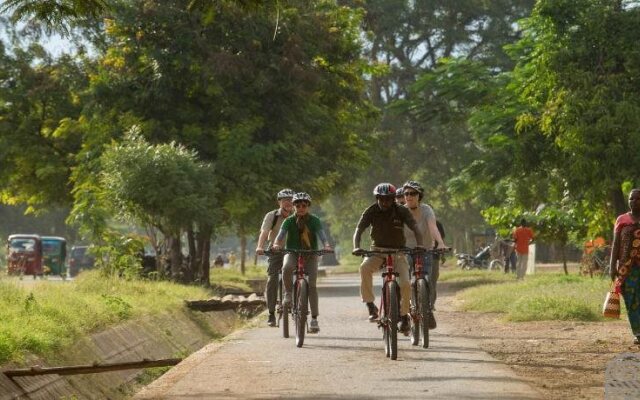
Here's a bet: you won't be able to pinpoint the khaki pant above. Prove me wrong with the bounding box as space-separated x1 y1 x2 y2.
359 248 410 316
282 253 319 317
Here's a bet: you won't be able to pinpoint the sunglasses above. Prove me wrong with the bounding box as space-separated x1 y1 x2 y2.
294 203 309 208
404 191 419 197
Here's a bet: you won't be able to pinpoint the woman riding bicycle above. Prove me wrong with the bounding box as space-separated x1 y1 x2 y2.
352 183 425 335
402 180 447 310
272 192 332 333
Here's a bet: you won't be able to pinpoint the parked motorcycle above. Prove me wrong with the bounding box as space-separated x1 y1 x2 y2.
456 245 504 271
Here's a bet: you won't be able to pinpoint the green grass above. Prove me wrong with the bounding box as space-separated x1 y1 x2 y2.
0 267 264 364
448 271 613 322
210 266 265 291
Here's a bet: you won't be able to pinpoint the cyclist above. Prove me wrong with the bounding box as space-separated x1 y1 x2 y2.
256 188 295 327
395 187 406 206
352 183 425 335
271 192 332 333
402 180 447 310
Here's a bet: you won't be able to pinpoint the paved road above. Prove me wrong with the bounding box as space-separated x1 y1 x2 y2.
135 274 542 400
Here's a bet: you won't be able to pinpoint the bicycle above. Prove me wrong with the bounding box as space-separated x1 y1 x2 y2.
579 245 611 278
406 247 451 349
268 248 333 347
355 248 407 360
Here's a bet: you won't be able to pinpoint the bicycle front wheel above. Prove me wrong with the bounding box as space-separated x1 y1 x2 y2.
418 278 431 348
282 279 289 338
295 279 309 348
387 281 399 360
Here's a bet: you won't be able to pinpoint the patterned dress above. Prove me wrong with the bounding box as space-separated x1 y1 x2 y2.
614 214 640 336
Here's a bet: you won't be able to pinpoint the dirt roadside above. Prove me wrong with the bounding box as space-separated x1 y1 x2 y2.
437 273 636 400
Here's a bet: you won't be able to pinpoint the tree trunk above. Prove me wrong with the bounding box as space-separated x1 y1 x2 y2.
186 228 196 283
561 243 568 275
240 234 247 275
170 234 182 280
196 224 212 287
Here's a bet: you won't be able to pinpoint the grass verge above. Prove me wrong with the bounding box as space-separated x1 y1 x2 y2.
0 267 263 364
443 270 614 322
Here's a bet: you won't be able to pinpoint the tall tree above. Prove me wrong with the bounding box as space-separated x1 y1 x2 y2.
71 0 373 272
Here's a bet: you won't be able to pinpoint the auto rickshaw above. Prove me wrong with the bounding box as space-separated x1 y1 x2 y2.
41 236 67 277
7 234 43 279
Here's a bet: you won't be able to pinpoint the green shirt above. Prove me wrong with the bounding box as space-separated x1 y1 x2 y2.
280 214 323 250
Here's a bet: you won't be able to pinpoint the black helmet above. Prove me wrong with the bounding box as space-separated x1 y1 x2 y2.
293 192 312 205
277 188 295 200
373 183 396 197
402 180 424 200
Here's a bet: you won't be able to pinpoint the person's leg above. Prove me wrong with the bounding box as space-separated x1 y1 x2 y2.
395 253 411 334
516 253 528 279
360 255 383 320
266 253 283 314
429 253 440 309
360 255 383 303
281 254 296 302
395 254 411 316
305 255 319 317
622 268 640 338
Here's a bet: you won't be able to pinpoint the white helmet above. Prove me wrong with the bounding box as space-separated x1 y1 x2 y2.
277 188 295 200
292 192 312 205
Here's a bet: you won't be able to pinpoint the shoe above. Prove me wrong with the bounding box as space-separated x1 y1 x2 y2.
366 302 378 322
283 293 292 307
634 336 640 345
309 318 320 333
267 313 276 327
399 315 410 336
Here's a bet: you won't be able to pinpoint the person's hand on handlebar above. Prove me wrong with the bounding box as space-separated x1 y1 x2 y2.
271 244 282 252
352 248 364 256
256 247 265 256
323 243 333 252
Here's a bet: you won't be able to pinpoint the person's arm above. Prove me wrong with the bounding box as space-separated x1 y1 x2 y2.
272 223 287 250
403 211 424 247
610 227 621 281
255 212 274 255
255 230 270 255
352 210 370 253
427 219 445 248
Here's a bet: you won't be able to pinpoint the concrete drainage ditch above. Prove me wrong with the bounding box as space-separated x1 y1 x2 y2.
1 294 266 400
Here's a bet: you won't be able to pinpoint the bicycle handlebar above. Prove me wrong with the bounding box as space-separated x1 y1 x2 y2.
353 247 451 257
264 249 334 257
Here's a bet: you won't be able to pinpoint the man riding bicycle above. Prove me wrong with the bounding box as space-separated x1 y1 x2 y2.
272 192 332 333
352 183 425 335
256 188 295 327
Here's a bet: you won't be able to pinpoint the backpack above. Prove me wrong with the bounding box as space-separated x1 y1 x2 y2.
269 209 280 231
436 220 445 240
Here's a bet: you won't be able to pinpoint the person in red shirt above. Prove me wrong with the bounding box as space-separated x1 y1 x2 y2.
513 218 535 279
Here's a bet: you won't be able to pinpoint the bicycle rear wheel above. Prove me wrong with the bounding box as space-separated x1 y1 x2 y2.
418 278 431 348
410 282 419 346
388 281 399 360
295 279 309 348
277 276 283 328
